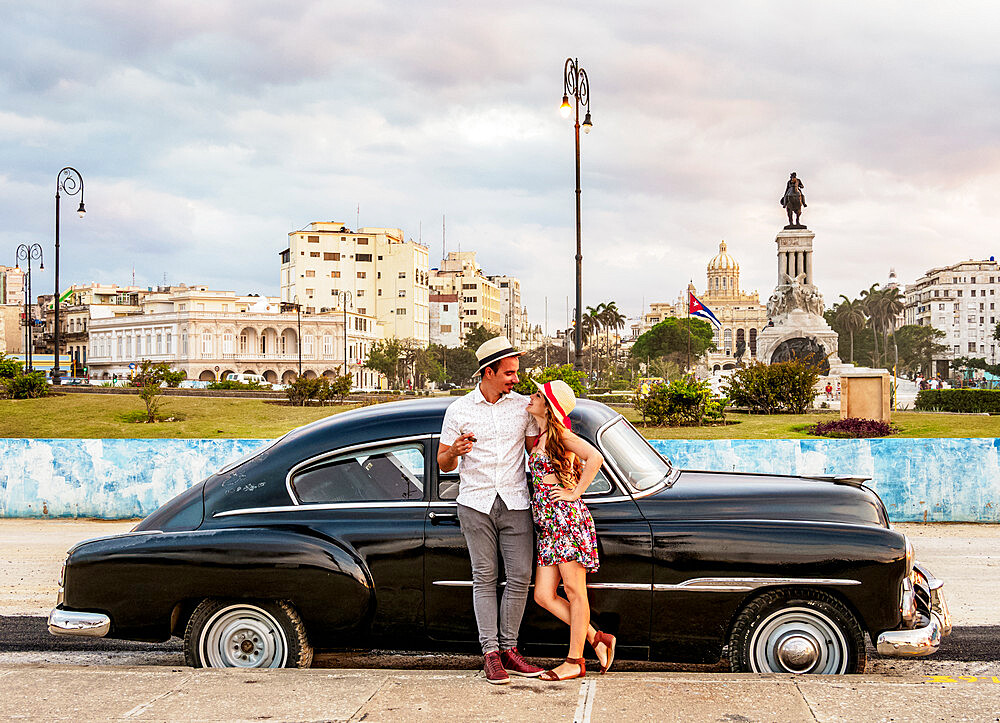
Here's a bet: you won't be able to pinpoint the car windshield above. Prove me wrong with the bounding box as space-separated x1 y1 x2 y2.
598 417 673 492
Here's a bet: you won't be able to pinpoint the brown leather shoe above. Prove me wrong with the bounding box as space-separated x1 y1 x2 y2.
484 651 511 685
500 647 544 677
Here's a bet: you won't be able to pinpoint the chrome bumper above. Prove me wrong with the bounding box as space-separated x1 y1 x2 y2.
48 607 111 638
876 562 952 657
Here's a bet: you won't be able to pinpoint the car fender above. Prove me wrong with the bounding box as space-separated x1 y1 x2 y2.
63 528 373 643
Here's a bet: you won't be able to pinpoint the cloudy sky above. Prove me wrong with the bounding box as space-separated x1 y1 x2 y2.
2 1 999 330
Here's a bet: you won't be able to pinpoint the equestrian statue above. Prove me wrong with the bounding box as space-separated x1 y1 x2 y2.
780 172 807 228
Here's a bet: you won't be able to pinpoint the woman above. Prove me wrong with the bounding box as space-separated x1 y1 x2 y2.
526 379 616 680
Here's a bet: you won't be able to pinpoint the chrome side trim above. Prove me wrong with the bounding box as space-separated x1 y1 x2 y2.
915 562 951 636
215 500 430 518
653 577 862 592
432 580 652 590
48 608 110 638
284 433 434 505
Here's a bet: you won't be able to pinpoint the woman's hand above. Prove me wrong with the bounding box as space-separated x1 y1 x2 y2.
547 486 580 503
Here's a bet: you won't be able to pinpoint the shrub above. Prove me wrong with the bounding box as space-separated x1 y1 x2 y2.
633 375 726 427
808 417 899 438
208 379 267 390
328 374 352 402
0 352 23 379
2 370 48 399
514 364 587 398
915 389 1000 414
285 377 332 406
723 360 821 414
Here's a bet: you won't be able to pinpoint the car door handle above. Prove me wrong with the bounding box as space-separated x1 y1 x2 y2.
428 511 459 525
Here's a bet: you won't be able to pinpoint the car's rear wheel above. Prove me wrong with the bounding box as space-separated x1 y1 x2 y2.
184 599 313 669
728 588 866 674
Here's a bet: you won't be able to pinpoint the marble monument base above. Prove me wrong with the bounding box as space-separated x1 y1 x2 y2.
756 310 853 376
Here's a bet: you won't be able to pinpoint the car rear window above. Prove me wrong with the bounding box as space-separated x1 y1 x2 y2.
291 443 425 504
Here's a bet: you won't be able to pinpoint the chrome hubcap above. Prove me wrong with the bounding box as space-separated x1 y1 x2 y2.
201 605 288 668
775 634 820 672
749 606 848 674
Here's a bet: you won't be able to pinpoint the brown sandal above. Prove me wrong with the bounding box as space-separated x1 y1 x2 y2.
592 630 616 674
539 657 586 681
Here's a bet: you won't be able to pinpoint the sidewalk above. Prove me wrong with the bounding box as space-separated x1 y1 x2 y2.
3 665 1000 722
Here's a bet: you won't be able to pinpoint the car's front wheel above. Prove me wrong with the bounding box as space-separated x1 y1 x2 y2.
184 599 313 668
728 588 866 674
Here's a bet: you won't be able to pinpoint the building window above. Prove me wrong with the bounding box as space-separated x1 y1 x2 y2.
958 290 963 297
305 270 316 277
166 332 173 354
749 328 757 355
440 325 452 333
399 271 407 279
357 272 366 279
308 235 320 243
304 335 315 355
357 253 373 262
202 332 212 356
331 271 341 278
239 334 247 354
462 283 477 290
280 334 287 355
969 342 977 352
156 333 163 354
324 252 340 261
358 307 366 315
397 308 407 315
331 289 340 296
306 288 314 297
323 335 333 356
465 309 477 315
310 252 320 258
223 332 234 354
357 289 365 297
377 289 382 296
398 289 406 297
357 238 369 245
443 304 449 311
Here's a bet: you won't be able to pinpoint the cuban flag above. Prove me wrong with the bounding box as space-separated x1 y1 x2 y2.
688 292 722 328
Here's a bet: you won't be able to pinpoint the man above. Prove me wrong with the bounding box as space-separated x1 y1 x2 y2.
437 336 543 685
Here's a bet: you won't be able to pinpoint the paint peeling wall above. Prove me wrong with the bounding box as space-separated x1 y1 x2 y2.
1 437 997 521
650 438 1000 523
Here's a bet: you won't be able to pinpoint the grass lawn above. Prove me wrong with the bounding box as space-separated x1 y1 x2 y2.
0 393 997 439
614 406 1000 439
0 393 353 439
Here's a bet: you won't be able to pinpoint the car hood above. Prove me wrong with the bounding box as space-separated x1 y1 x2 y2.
636 470 888 527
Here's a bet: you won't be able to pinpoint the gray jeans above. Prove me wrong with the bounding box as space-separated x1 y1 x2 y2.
457 497 534 655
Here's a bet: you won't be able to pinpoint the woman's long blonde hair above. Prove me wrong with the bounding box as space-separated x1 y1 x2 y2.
542 405 582 488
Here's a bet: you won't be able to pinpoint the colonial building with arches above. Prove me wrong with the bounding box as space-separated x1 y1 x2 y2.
87 286 384 388
639 241 768 372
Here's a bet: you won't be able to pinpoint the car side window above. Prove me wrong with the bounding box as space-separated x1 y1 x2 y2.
291 443 425 504
437 466 613 501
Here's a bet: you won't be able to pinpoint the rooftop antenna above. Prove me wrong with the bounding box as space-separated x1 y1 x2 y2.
356 204 360 230
442 215 446 262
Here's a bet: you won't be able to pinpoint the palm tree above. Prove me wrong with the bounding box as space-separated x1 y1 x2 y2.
860 284 883 366
880 287 905 373
834 295 866 364
584 304 604 376
604 303 627 377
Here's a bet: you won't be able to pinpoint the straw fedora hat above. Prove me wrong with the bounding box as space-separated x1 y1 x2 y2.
532 379 576 429
475 336 523 376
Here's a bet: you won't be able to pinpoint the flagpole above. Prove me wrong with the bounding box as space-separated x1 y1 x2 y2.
686 291 691 373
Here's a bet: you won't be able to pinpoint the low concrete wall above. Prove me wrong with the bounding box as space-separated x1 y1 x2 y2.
1 438 997 521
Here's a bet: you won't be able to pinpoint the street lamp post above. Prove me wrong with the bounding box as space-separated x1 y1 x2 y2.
560 57 592 371
338 291 353 384
15 244 44 371
54 168 85 384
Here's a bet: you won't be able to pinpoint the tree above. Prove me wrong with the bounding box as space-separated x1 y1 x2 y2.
993 321 1000 345
894 325 947 375
860 284 883 366
0 352 23 379
629 317 715 367
328 370 353 402
513 364 588 397
832 295 866 364
366 339 407 388
462 324 500 351
132 359 174 422
439 346 478 386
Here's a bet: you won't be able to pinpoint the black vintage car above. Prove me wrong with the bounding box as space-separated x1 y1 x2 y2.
50 398 951 673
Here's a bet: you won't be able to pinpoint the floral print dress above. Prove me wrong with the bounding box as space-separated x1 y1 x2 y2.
529 449 599 573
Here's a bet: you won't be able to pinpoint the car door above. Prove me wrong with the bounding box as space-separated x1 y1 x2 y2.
423 449 653 652
284 436 431 643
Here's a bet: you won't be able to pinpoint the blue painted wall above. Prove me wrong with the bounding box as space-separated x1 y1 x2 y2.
1 437 998 521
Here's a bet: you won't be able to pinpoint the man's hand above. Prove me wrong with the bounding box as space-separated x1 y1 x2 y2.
437 432 476 473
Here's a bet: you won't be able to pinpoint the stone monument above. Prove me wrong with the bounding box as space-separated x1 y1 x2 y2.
755 174 849 375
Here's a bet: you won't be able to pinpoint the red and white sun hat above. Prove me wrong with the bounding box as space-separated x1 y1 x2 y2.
532 379 576 430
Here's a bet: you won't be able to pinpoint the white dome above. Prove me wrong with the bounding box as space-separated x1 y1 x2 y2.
708 241 739 272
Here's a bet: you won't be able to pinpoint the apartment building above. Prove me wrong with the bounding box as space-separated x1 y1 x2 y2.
487 274 529 348
0 265 25 306
429 294 461 347
429 252 507 344
35 283 147 375
279 222 430 346
904 257 1000 374
88 285 383 388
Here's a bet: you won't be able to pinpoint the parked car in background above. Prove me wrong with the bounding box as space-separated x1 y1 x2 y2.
49 398 950 672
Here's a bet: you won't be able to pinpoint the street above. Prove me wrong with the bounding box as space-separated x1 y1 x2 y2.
2 520 1000 720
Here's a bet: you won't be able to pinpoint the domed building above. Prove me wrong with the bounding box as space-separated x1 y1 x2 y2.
639 241 769 372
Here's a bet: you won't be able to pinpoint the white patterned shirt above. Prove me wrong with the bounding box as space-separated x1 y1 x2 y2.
440 385 540 514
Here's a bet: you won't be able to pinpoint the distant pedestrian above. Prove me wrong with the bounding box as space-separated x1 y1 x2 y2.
825 382 833 400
